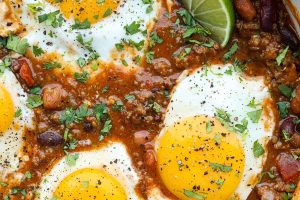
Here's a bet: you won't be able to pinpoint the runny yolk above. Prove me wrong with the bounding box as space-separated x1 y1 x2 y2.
53 168 127 200
48 0 120 24
0 84 14 133
156 115 245 200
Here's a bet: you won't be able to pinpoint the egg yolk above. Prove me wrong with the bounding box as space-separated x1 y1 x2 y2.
53 168 127 199
0 84 14 133
48 0 120 24
157 115 245 200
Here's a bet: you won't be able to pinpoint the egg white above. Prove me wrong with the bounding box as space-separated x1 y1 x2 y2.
36 142 141 199
156 64 275 199
11 0 161 68
0 68 34 176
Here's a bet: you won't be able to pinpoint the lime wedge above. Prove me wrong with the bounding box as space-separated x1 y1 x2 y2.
182 0 235 47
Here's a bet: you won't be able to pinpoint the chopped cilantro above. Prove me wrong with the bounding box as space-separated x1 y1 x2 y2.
76 57 86 67
206 121 212 133
6 35 29 55
150 31 163 46
253 140 265 157
247 109 262 123
0 58 11 74
101 120 112 135
209 162 232 172
223 42 238 61
112 100 124 112
24 171 32 179
282 130 291 142
277 101 290 119
76 34 93 51
14 108 22 118
72 19 91 30
153 102 161 113
121 59 128 66
278 84 293 98
27 2 44 13
124 21 141 35
125 94 135 101
82 181 89 188
115 42 124 51
93 103 108 121
103 8 112 17
29 86 42 95
32 45 44 56
146 51 154 64
38 10 64 28
276 46 289 66
65 153 79 166
43 61 61 70
26 95 43 109
183 189 206 200
74 71 90 83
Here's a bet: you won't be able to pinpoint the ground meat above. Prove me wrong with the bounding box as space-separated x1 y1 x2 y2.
152 57 172 76
257 184 282 200
42 84 68 110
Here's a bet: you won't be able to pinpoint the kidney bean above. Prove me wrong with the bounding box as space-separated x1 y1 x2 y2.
260 0 276 32
276 152 300 182
234 0 257 21
278 25 300 51
279 116 298 134
37 131 64 146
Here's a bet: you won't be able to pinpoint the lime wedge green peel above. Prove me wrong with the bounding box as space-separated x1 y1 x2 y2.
182 0 235 47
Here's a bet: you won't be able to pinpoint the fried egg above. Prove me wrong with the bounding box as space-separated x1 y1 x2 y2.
0 68 34 175
154 64 275 200
11 0 161 69
36 142 141 199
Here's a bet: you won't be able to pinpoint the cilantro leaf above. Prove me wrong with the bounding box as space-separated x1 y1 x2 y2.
72 19 91 30
277 101 290 119
247 109 262 123
223 42 238 61
183 190 206 200
209 162 232 172
74 71 90 83
65 153 79 166
276 46 289 66
253 140 265 157
124 21 141 35
32 45 44 56
43 61 61 70
278 84 293 98
6 35 29 55
26 95 43 108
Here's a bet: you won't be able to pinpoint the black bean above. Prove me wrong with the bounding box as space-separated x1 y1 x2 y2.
260 0 276 32
278 25 300 51
37 131 64 146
